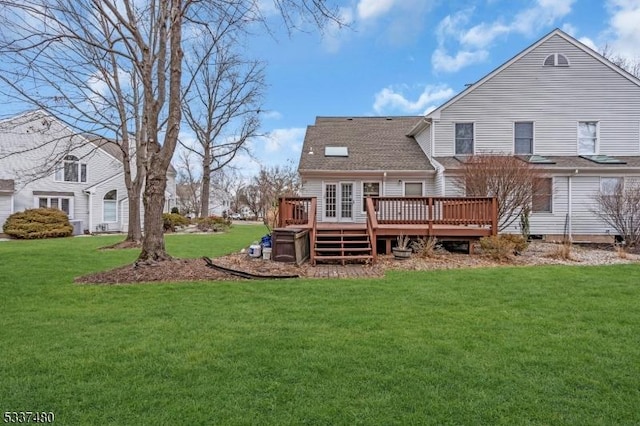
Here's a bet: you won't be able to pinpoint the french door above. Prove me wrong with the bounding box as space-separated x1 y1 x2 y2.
324 182 354 222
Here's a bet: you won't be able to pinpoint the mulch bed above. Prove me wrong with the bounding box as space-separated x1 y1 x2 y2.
75 242 640 285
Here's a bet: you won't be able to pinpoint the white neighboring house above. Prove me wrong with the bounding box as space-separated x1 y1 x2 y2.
298 29 640 241
0 111 177 235
207 187 232 217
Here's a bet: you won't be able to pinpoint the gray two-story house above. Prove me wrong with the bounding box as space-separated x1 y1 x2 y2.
298 28 640 243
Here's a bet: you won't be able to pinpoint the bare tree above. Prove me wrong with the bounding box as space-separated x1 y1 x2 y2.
175 150 201 216
0 1 148 244
243 163 301 227
594 181 640 247
182 37 264 218
454 155 544 231
0 0 343 262
601 44 640 78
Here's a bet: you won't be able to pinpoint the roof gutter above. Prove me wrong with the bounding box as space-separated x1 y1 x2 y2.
407 117 432 136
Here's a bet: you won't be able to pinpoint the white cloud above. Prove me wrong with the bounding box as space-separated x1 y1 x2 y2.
357 0 396 20
432 0 575 73
605 0 640 59
578 36 598 51
432 48 489 73
373 84 455 115
263 127 306 153
460 22 510 48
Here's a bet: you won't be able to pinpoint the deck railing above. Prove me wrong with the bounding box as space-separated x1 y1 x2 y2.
368 196 497 231
277 197 314 227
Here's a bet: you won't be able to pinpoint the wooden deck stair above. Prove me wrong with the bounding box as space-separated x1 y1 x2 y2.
313 226 373 265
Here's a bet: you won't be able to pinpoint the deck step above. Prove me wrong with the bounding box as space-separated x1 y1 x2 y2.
314 255 373 261
313 227 372 264
315 247 371 253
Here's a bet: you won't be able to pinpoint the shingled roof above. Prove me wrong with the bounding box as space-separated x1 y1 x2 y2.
298 116 434 172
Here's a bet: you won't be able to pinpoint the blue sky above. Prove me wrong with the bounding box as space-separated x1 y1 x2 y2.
230 0 640 177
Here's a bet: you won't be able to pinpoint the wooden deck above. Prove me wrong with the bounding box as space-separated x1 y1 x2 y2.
278 196 498 264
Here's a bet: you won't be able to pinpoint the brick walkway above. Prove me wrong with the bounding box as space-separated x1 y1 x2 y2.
312 264 384 279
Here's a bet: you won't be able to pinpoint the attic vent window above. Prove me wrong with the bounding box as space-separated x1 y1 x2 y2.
325 146 348 157
544 53 569 67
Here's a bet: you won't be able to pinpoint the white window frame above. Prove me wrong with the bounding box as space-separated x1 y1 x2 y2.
54 155 87 183
454 122 475 155
103 190 118 223
514 121 534 155
361 181 381 212
34 196 74 218
403 181 424 197
532 177 553 213
577 121 599 155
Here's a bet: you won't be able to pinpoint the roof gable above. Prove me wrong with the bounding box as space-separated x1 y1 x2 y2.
425 28 640 121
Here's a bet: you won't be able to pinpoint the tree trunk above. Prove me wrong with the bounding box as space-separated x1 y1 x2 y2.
138 168 170 262
200 148 211 218
125 190 143 243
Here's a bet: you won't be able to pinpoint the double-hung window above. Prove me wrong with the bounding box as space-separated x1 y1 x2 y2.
55 155 87 183
532 177 552 213
578 122 598 155
103 190 117 222
455 123 474 155
600 177 623 196
514 122 533 155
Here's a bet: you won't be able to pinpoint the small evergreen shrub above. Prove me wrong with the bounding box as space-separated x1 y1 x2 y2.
195 215 231 232
2 208 73 239
170 206 180 214
162 213 190 232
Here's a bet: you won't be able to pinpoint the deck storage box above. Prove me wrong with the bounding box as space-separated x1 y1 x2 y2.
272 228 310 265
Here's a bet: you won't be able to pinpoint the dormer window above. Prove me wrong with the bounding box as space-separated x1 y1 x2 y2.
543 53 569 67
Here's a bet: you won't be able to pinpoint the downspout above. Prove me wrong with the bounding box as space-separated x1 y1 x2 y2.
568 171 575 242
382 172 387 196
84 189 94 234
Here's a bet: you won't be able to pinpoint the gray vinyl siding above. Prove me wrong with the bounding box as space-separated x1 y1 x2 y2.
0 113 129 232
415 124 432 157
571 176 609 234
301 176 436 224
0 194 12 226
433 34 640 157
529 176 567 235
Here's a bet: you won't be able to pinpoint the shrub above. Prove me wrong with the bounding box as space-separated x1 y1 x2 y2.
411 237 438 258
2 208 73 239
499 234 529 254
480 235 517 261
546 241 574 261
195 215 231 233
162 213 190 232
170 206 180 214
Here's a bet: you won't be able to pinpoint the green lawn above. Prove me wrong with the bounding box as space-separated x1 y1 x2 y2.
1 226 639 425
